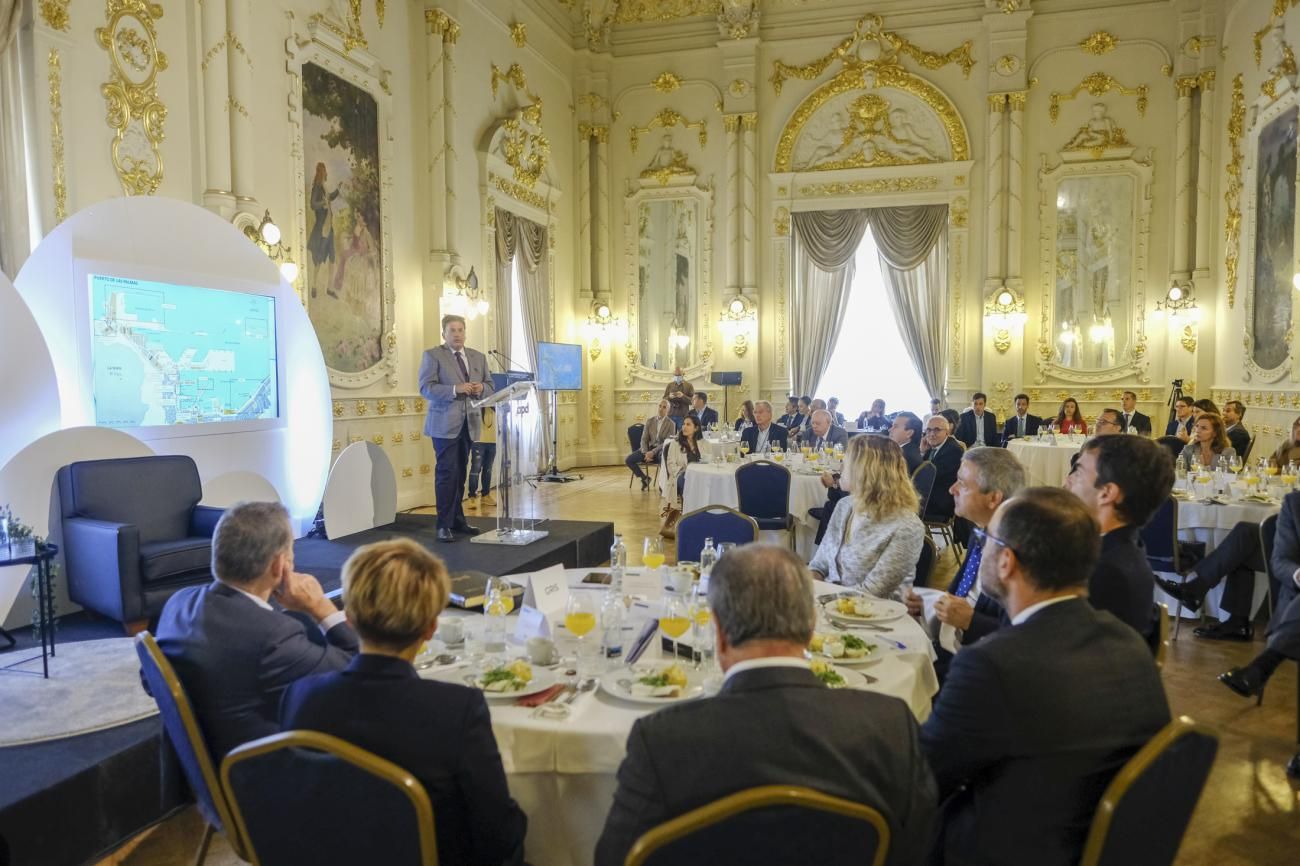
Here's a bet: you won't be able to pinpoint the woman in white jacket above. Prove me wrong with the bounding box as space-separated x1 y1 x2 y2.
660 413 702 537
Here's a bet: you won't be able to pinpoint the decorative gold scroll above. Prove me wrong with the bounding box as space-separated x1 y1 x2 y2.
96 0 168 197
1049 72 1148 123
1223 74 1245 309
629 108 707 152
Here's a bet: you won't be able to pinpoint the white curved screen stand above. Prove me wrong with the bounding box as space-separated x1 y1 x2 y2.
321 442 398 540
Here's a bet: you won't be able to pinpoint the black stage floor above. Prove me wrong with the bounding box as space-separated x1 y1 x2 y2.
0 514 613 866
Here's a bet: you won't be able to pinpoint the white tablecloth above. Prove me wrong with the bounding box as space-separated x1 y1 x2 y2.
1006 439 1082 487
699 438 741 462
679 461 832 558
429 570 937 866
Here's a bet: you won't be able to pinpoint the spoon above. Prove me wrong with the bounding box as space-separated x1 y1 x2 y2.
415 653 458 670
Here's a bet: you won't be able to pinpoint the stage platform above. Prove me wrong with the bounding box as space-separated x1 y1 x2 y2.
0 514 613 866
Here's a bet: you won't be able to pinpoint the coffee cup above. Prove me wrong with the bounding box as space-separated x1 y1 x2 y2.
436 618 464 645
526 636 560 666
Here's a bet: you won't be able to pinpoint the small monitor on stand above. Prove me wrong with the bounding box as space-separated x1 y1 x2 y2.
534 342 583 483
709 372 742 427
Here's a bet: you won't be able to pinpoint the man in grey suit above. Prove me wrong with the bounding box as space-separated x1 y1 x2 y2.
800 409 850 451
595 545 936 866
419 314 496 542
153 501 359 760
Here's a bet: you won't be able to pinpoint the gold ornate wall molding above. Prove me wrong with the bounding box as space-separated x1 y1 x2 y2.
629 108 707 152
39 0 71 31
1223 74 1245 310
1079 32 1117 55
425 9 461 44
651 72 683 93
48 50 67 223
510 21 528 47
96 1 168 197
1049 73 1148 124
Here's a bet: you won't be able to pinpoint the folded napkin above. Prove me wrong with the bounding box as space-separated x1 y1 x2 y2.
515 684 566 707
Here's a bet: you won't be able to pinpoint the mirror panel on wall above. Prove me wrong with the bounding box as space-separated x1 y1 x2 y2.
637 197 698 370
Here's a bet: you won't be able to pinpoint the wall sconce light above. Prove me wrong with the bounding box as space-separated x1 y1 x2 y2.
982 285 1026 354
582 300 625 361
443 265 489 320
1153 281 1199 320
718 294 757 357
242 210 299 283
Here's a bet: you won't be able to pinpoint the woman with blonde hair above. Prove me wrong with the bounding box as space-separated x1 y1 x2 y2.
809 435 924 600
281 539 527 865
1179 412 1236 471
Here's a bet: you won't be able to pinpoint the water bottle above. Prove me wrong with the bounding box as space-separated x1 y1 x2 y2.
600 587 626 659
483 589 508 656
698 537 717 594
609 533 627 592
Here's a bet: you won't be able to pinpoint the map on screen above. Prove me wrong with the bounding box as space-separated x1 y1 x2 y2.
536 342 582 391
89 274 279 428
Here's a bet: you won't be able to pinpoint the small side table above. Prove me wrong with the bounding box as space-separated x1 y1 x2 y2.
0 543 59 678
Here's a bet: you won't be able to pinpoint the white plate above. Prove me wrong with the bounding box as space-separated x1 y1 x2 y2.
599 665 707 705
430 664 557 699
814 664 872 690
823 598 908 625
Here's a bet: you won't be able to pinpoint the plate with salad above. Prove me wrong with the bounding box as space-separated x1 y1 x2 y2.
436 660 556 699
810 659 871 690
809 632 887 666
599 663 706 705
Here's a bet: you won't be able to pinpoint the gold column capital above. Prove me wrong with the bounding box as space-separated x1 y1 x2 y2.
1007 91 1027 111
425 8 460 44
988 93 1008 113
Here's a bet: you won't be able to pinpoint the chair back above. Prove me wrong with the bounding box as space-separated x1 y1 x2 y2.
677 506 760 562
1244 435 1256 461
134 633 246 859
59 456 202 544
1155 437 1185 467
911 461 937 516
628 423 645 453
734 461 792 522
915 535 938 589
1078 717 1218 866
222 730 438 866
1138 498 1179 572
625 785 889 866
1147 603 1170 669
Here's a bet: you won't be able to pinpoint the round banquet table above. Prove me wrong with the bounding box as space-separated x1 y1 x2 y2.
1155 495 1283 622
1006 438 1083 487
422 568 938 866
698 437 741 462
679 459 834 558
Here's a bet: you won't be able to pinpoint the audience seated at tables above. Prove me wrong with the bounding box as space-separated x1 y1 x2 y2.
1093 408 1124 435
920 488 1171 866
920 415 962 523
740 400 788 456
826 396 847 427
1066 436 1173 641
692 391 719 430
800 409 849 451
626 399 676 491
595 545 937 866
1157 513 1269 643
809 437 924 602
1271 416 1300 466
660 413 703 537
1178 412 1237 471
777 396 801 429
890 412 925 475
908 448 1024 675
954 392 999 449
858 398 891 432
1052 397 1088 435
734 399 756 431
1119 391 1153 435
1167 395 1195 439
939 408 961 432
1223 399 1251 457
152 501 358 760
1000 393 1042 445
281 539 526 866
788 395 813 434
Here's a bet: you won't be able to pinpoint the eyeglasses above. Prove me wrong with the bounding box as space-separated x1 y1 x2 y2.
1097 417 1120 428
971 525 1019 559
925 427 945 434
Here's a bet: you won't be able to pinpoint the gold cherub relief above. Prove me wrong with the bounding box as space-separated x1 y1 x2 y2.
640 134 694 185
1063 103 1130 157
801 93 942 171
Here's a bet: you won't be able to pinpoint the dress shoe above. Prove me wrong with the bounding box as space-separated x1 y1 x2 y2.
436 528 455 543
1193 620 1254 642
1218 666 1264 700
1287 752 1300 779
1154 576 1202 612
452 520 481 536
808 507 826 522
641 475 650 491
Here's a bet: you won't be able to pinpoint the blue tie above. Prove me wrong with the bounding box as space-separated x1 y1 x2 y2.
955 537 984 597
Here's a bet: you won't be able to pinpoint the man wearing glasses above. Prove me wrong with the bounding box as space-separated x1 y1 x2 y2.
1093 409 1124 435
920 416 962 523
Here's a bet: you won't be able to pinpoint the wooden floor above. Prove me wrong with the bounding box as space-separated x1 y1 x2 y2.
101 467 1299 865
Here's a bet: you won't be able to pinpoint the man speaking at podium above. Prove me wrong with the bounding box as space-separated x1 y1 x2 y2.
419 315 496 543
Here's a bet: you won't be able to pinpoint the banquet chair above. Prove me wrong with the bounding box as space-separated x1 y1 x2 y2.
1155 437 1185 466
222 730 437 866
135 632 249 866
677 506 759 563
1139 498 1206 639
911 462 937 517
1259 513 1278 621
624 785 889 866
1244 435 1257 461
914 536 938 589
923 515 961 563
1077 716 1218 866
734 461 795 549
1147 603 1170 670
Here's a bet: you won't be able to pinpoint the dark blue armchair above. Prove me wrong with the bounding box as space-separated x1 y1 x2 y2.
58 455 223 626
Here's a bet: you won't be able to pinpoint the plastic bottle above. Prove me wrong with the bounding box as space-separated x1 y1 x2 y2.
600 587 626 659
698 537 717 594
609 533 627 592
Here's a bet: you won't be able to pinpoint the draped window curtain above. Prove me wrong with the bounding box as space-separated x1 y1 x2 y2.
791 205 948 400
494 207 552 473
0 1 31 278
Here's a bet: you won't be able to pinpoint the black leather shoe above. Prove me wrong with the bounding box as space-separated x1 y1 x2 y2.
1287 753 1300 779
452 520 481 536
1155 576 1202 612
436 528 455 543
1218 666 1264 700
641 475 650 491
1193 621 1254 642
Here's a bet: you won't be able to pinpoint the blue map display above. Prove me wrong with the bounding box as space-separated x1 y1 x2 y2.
536 342 582 390
89 274 279 428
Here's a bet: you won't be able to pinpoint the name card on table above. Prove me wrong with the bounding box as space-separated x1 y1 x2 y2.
513 564 569 642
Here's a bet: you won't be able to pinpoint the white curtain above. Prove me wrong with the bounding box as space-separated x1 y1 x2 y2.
871 205 950 401
791 210 870 395
494 209 551 475
0 2 32 278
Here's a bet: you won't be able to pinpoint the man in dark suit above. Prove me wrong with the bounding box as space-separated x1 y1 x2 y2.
1065 435 1173 641
691 392 719 429
1223 399 1251 457
740 400 788 455
921 415 962 520
595 545 937 866
1119 391 1153 436
890 412 925 475
777 397 800 429
1001 393 1042 445
800 409 849 450
921 488 1171 866
153 502 358 761
418 314 496 542
1165 396 1195 438
282 539 526 865
954 392 998 448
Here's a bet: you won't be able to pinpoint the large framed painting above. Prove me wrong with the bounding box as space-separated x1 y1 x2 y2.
1244 95 1298 382
289 27 396 388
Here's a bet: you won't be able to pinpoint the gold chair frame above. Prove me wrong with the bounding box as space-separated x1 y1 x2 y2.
221 729 439 866
624 785 890 866
1153 602 1170 671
